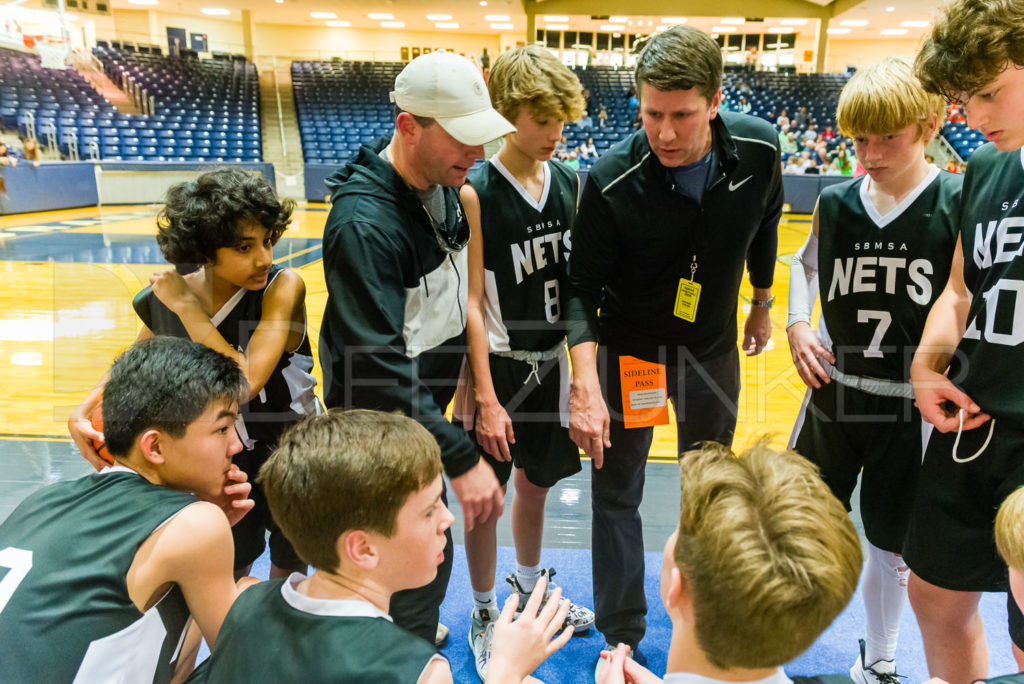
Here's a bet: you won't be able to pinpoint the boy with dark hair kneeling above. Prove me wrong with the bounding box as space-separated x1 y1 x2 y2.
190 409 573 684
598 441 863 683
0 337 254 683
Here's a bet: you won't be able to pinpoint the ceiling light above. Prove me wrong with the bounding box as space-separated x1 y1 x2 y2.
900 20 929 26
711 26 737 32
880 27 908 34
545 24 568 30
326 20 351 26
127 0 158 5
720 17 745 24
543 15 568 22
435 22 459 28
310 12 336 18
427 14 451 20
609 15 627 22
485 14 509 21
827 27 851 34
600 24 625 30
368 13 394 20
479 1 487 6
201 8 230 15
490 22 514 29
661 17 687 23
886 6 895 11
380 20 404 27
840 19 869 26
780 18 807 25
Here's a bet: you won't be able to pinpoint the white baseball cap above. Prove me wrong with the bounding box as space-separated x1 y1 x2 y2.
390 51 515 146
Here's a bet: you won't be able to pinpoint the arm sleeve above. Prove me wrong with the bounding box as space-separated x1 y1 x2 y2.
565 177 618 348
321 220 478 479
745 142 783 288
787 230 819 329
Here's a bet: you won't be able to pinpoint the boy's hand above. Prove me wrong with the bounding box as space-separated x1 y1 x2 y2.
150 269 200 315
200 464 254 526
486 574 573 684
475 400 515 462
787 321 834 389
68 413 108 471
910 365 989 433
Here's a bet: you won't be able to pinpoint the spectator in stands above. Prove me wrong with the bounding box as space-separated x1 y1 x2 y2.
802 157 821 175
777 125 789 147
777 109 790 129
737 79 752 95
626 85 639 109
814 140 830 165
579 110 594 130
556 135 568 155
738 96 751 113
795 150 813 172
825 159 843 175
781 131 798 155
597 105 608 128
784 156 802 174
803 124 819 144
565 148 581 170
20 137 41 166
944 158 960 173
318 50 512 648
0 138 18 167
795 106 810 129
581 136 598 160
822 124 835 141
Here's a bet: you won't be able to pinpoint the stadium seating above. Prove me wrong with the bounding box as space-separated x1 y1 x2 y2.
0 46 261 163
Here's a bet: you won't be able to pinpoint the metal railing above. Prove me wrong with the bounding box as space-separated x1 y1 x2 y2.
271 58 287 159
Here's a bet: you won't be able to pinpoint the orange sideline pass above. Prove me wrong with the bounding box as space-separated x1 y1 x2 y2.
618 355 669 429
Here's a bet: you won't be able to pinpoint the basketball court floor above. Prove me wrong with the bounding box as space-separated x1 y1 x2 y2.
0 202 1018 679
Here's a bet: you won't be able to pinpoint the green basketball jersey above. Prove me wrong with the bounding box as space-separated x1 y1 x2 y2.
0 469 197 683
188 575 442 683
816 167 961 380
470 157 578 352
955 145 1024 422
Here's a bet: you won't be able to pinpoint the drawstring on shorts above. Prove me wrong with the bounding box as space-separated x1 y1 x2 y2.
952 409 996 464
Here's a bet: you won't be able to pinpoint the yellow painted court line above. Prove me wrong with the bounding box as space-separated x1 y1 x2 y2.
0 435 73 443
274 244 321 263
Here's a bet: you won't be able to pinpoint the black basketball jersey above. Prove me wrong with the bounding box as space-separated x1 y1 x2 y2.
0 469 196 683
470 157 578 352
188 575 442 683
133 264 320 446
816 167 961 380
954 145 1024 423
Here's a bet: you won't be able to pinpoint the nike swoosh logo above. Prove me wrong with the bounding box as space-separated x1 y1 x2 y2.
729 175 753 191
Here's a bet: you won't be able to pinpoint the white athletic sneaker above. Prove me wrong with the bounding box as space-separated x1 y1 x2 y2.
506 568 595 633
850 639 903 684
469 606 500 681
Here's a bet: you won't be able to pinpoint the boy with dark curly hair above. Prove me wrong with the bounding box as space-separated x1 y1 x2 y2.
69 167 321 579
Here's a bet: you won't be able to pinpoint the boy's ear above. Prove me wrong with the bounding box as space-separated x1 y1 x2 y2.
139 429 166 465
666 566 695 624
341 530 380 570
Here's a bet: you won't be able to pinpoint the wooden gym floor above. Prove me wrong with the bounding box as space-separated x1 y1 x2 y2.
0 202 813 454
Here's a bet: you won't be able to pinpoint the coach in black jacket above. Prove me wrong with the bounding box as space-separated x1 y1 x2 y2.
566 26 782 660
319 51 514 644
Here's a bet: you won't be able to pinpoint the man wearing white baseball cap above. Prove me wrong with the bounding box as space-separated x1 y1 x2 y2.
319 50 514 647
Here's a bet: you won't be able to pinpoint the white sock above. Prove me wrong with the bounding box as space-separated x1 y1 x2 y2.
473 589 497 612
516 564 543 594
862 542 909 665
